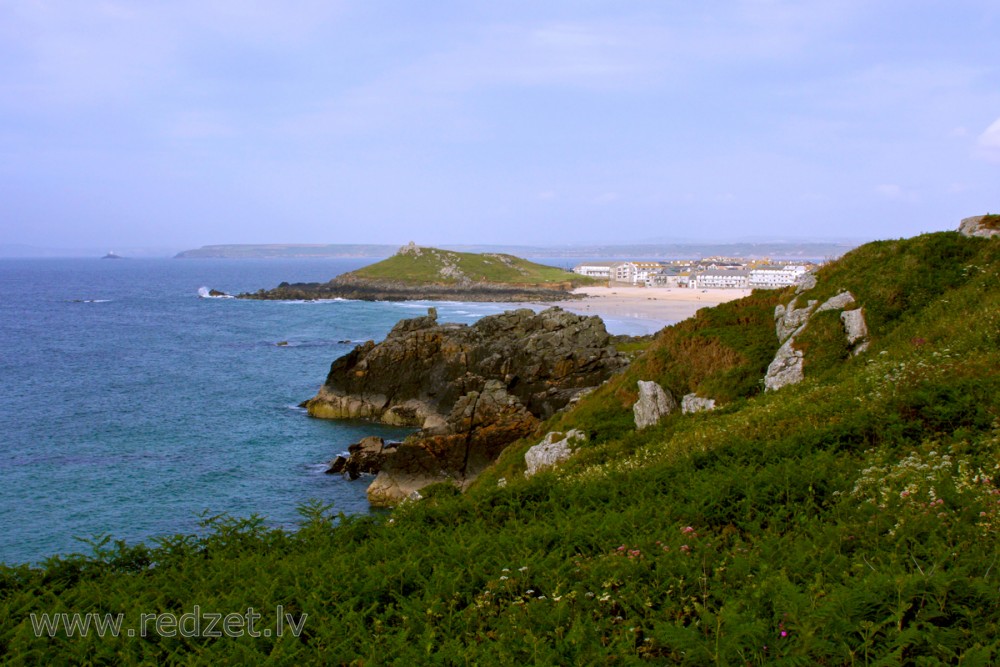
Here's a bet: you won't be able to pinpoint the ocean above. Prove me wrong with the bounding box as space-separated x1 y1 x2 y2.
0 258 661 565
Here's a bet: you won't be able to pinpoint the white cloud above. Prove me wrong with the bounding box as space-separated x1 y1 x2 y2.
976 117 1000 161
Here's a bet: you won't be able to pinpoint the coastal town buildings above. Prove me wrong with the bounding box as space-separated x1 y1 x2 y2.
573 258 815 290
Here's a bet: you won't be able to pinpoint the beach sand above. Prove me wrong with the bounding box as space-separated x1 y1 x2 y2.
537 286 751 333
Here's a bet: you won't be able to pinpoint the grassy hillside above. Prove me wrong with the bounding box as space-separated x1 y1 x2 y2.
2 232 998 664
345 245 601 288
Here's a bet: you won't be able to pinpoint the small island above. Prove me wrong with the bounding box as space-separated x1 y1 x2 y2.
101 250 125 259
239 243 602 301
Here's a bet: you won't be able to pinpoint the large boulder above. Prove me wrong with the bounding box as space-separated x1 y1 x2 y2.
633 380 678 429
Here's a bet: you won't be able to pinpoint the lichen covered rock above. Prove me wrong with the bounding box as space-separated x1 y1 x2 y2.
524 429 585 477
633 380 678 429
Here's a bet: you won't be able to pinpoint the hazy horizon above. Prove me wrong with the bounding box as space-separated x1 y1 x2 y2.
2 2 997 250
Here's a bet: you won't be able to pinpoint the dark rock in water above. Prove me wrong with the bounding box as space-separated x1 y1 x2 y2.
307 306 627 504
325 455 349 475
325 436 399 480
208 289 230 297
101 251 125 259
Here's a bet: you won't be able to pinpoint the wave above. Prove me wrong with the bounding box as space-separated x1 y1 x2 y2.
197 287 235 299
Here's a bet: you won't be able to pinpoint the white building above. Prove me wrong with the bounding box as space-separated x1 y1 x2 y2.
748 265 809 289
693 270 749 289
611 261 664 285
572 262 616 279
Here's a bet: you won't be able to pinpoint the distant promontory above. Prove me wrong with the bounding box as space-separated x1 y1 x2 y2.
238 244 600 302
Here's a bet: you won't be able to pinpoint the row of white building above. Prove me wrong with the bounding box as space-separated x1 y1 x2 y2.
573 260 812 290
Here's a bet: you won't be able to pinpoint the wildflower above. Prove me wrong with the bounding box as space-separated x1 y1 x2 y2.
681 526 695 534
518 566 528 572
499 576 508 581
680 544 691 553
502 568 510 572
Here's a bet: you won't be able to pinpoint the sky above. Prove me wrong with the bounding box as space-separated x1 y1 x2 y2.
1 1 998 251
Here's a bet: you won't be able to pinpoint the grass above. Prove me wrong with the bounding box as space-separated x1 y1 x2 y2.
345 247 602 288
2 232 998 664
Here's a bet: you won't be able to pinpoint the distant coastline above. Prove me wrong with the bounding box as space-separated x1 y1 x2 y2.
174 241 858 261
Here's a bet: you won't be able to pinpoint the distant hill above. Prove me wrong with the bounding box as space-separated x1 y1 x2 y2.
239 244 601 301
173 243 398 259
173 241 858 260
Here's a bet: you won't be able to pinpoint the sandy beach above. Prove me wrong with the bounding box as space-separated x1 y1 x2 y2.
537 286 751 333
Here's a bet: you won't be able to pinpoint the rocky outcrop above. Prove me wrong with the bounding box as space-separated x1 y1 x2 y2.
325 436 399 479
633 380 678 429
958 215 1000 239
524 429 585 477
765 286 872 391
313 307 626 505
681 394 716 414
367 380 539 505
307 307 625 427
764 337 806 391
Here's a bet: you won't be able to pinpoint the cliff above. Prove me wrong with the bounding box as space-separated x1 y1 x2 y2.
238 244 599 301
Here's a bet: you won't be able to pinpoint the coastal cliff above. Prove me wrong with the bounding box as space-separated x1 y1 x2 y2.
307 306 627 503
239 243 599 302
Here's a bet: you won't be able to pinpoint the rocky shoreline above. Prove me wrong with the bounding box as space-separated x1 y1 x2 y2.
237 276 581 302
312 306 627 504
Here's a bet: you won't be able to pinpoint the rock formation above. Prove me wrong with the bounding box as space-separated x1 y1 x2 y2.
524 429 585 477
325 436 398 480
633 380 678 429
765 287 872 391
311 307 627 504
958 214 1000 239
681 394 716 414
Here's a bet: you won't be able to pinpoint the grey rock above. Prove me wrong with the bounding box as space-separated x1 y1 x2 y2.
764 337 805 391
524 429 585 477
633 380 678 429
958 215 1000 238
681 394 716 414
775 297 818 343
794 272 818 294
816 291 856 313
841 308 870 355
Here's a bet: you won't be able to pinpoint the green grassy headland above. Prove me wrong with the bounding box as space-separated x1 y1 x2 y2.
2 231 998 664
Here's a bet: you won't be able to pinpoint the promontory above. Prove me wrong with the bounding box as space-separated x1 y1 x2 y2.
238 243 600 302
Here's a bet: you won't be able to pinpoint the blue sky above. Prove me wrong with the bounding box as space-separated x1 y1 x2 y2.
1 1 998 250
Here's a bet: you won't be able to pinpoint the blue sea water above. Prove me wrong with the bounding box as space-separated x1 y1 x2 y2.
0 258 663 565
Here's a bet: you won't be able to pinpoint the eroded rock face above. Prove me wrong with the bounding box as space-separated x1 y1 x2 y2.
524 429 585 478
367 380 539 505
307 307 625 426
312 307 626 505
633 380 678 429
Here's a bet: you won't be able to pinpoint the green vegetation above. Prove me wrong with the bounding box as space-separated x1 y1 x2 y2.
347 246 601 288
3 233 999 664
